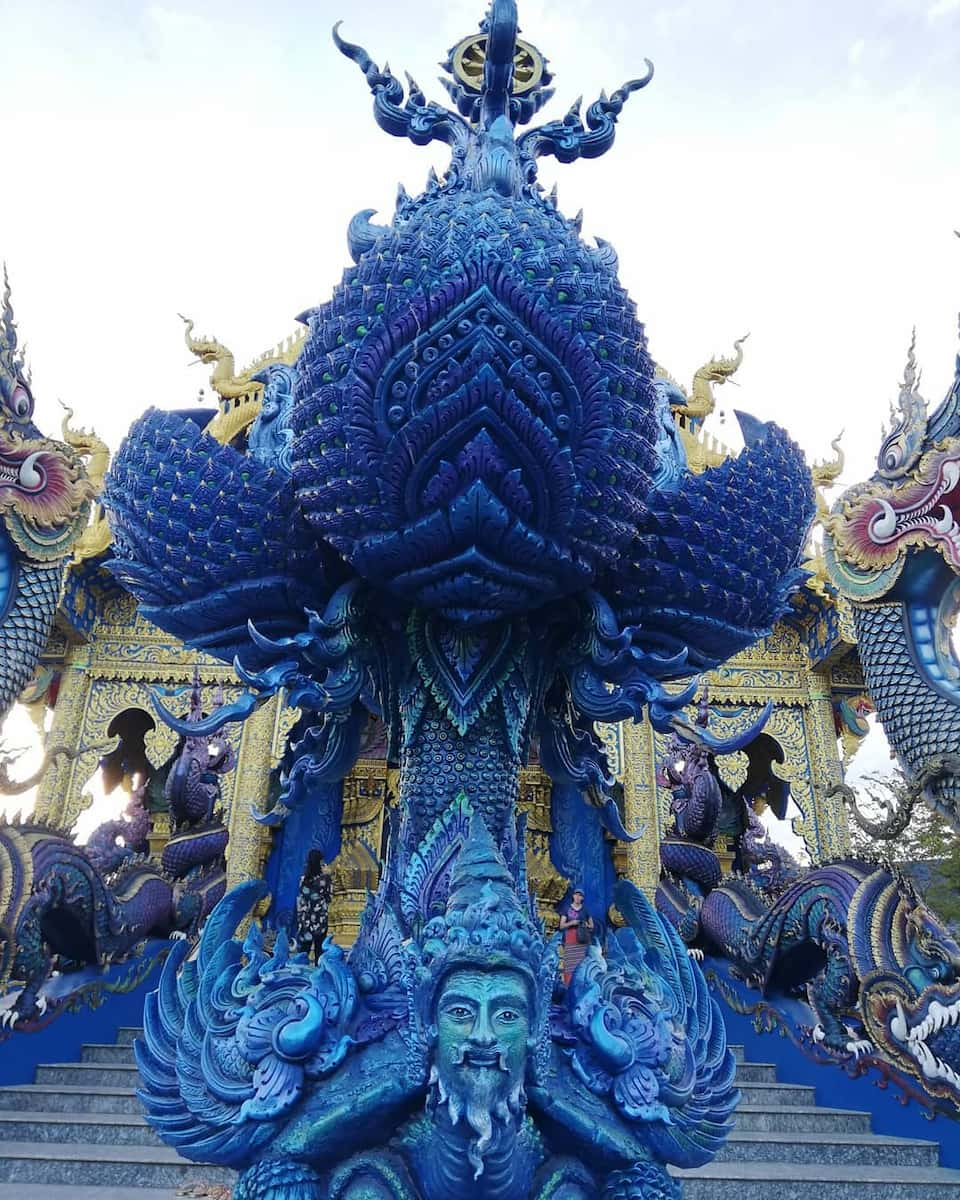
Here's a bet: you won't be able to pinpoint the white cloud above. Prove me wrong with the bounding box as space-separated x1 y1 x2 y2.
927 0 960 19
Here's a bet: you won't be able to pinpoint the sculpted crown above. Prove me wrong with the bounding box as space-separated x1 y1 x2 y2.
412 812 556 1004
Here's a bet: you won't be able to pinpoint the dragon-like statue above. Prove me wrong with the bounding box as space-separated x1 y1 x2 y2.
158 671 233 929
655 720 960 1110
59 404 113 564
0 271 97 723
180 315 251 401
84 783 150 874
0 813 184 1026
0 679 236 1026
696 864 960 1065
824 319 960 833
101 2 816 1193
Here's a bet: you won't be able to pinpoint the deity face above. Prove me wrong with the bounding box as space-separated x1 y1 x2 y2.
430 967 532 1177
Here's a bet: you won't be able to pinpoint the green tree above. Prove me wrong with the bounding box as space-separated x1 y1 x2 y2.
845 769 960 929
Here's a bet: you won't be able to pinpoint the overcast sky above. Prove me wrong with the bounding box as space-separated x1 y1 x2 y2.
1 0 957 829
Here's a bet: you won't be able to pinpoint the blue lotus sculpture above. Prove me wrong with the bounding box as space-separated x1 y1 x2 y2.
102 2 815 1196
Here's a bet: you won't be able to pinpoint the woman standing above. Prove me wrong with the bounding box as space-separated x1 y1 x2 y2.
296 849 333 963
558 888 594 985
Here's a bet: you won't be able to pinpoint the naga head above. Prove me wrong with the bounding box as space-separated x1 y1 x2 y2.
0 270 38 444
179 315 232 368
826 327 960 597
902 898 960 988
0 271 95 548
179 676 237 776
823 322 960 825
829 443 960 582
852 868 960 1108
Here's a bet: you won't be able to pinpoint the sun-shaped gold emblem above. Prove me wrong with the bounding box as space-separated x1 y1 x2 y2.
451 33 544 96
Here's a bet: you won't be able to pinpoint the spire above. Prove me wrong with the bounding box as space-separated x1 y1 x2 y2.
0 268 34 425
333 1 652 198
876 329 928 479
0 266 22 395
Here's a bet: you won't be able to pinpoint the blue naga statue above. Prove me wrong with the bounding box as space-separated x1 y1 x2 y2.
0 272 95 724
103 3 815 1195
826 324 960 832
821 315 960 1106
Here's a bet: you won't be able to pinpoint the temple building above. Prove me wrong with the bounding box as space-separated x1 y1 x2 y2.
21 317 866 945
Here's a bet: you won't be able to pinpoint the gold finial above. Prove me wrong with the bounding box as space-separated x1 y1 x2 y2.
58 402 112 563
802 431 847 599
811 431 845 508
179 313 250 400
59 404 109 495
682 334 750 420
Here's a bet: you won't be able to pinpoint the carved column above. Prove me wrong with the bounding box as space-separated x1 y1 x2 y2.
804 668 851 862
621 719 662 899
329 760 389 947
517 765 567 932
33 655 91 826
225 696 278 894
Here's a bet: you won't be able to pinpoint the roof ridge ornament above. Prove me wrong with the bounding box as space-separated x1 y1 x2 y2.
333 0 653 198
0 265 26 399
876 328 929 480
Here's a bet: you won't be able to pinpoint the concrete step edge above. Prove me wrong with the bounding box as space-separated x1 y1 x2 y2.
726 1130 939 1148
734 1104 871 1116
672 1163 960 1181
0 1086 138 1097
0 1188 177 1199
0 1142 193 1164
735 1080 813 1089
0 1113 148 1127
37 1063 139 1071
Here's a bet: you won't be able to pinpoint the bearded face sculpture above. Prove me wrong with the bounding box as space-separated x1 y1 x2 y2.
430 966 532 1177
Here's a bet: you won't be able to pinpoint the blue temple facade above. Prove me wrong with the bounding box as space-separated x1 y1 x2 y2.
5 4 960 1196
21 362 863 947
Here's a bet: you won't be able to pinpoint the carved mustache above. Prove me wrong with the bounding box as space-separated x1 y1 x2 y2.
452 1044 510 1072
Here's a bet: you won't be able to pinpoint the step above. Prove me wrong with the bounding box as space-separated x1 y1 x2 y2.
717 1130 940 1167
0 1086 142 1116
115 1028 142 1046
34 1063 141 1089
733 1104 873 1134
0 1187 179 1199
0 1142 234 1189
729 1045 744 1063
730 1080 817 1107
730 1062 777 1084
0 1112 159 1148
673 1162 960 1200
79 1044 137 1066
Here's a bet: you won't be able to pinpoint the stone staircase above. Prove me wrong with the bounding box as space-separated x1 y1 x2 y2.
0 1033 959 1198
